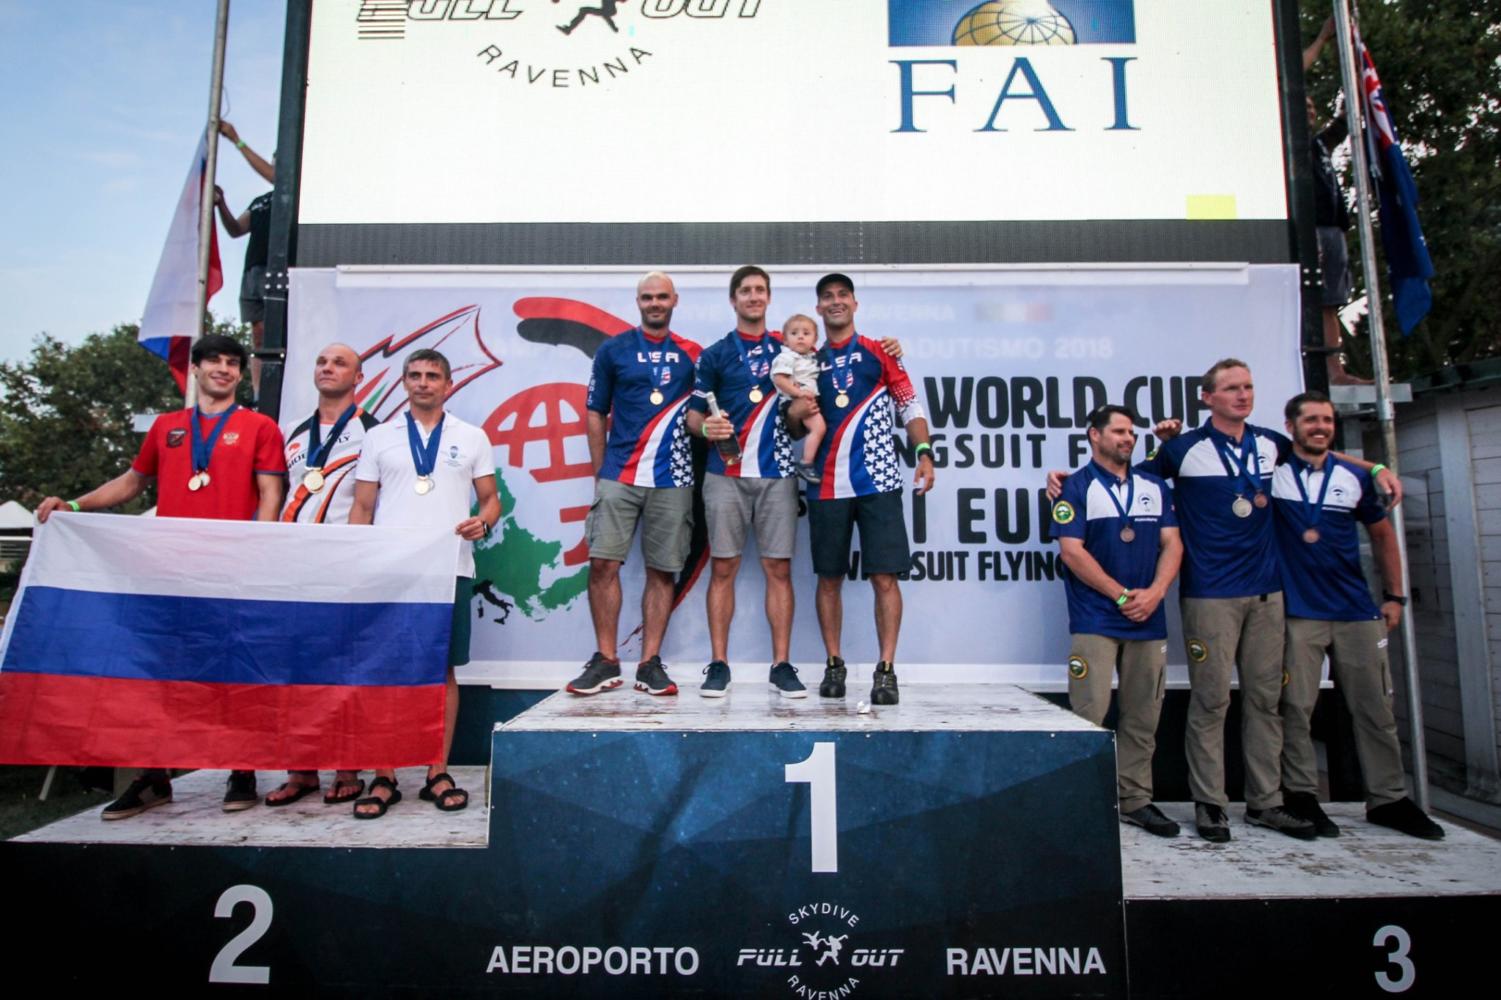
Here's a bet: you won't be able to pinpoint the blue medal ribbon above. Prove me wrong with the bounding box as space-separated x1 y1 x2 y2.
1212 429 1264 498
731 330 775 388
637 327 672 393
191 404 238 475
829 334 858 398
306 404 358 471
1291 457 1334 532
406 411 445 480
1088 462 1135 531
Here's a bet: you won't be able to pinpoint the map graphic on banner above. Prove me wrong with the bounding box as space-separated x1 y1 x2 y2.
287 267 1301 684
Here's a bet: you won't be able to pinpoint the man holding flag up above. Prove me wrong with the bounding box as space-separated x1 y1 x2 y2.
35 334 287 818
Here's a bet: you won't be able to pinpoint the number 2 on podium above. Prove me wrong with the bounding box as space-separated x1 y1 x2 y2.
785 741 838 873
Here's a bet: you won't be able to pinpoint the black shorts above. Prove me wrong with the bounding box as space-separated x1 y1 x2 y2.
807 490 911 578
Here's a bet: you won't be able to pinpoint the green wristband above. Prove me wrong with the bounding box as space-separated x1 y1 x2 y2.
914 443 933 460
1371 463 1388 476
67 500 81 512
1115 590 1130 607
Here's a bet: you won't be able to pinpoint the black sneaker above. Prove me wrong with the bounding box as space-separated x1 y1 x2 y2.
1122 803 1181 838
870 661 899 706
1246 804 1317 841
634 656 678 696
1285 791 1340 838
101 771 172 821
1194 801 1231 843
567 652 623 695
223 770 258 812
819 656 847 699
769 662 807 698
700 660 731 698
1367 797 1445 841
794 461 822 484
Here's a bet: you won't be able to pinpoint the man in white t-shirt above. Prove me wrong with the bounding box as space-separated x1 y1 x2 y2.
348 349 501 819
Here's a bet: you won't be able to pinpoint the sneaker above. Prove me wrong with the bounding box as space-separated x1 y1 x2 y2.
870 661 899 706
1194 801 1231 843
635 656 678 696
819 656 847 699
223 770 258 812
794 461 822 484
1285 791 1340 838
1245 804 1317 841
101 772 172 821
1366 797 1445 841
567 652 623 695
701 660 731 698
1122 803 1181 838
769 662 807 698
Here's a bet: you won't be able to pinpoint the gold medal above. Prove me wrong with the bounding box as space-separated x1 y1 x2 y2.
187 473 203 492
649 389 664 406
1232 496 1253 518
1119 526 1136 543
303 469 326 493
1302 527 1320 544
414 476 434 496
835 392 850 409
1253 491 1269 509
749 388 764 404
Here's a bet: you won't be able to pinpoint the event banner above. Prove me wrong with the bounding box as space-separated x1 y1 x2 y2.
300 1 1287 224
286 265 1301 685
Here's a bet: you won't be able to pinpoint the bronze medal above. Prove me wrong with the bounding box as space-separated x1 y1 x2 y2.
1119 526 1136 543
649 389 664 406
1253 491 1268 509
749 388 764 404
303 469 326 493
1302 527 1320 544
414 475 434 496
835 392 850 409
1232 496 1253 518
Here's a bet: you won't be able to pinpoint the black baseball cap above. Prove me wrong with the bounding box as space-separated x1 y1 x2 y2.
815 272 855 298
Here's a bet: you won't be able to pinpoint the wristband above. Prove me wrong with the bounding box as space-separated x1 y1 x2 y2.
914 443 933 460
700 420 711 440
1371 463 1388 476
235 139 246 150
67 500 81 512
1115 590 1130 607
1382 592 1408 607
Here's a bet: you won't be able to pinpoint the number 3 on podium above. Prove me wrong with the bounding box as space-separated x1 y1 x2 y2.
785 742 838 874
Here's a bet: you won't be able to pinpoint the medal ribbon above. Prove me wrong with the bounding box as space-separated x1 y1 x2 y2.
1212 429 1263 497
406 411 445 480
638 327 672 391
306 404 358 471
829 333 858 397
190 404 238 475
1089 462 1135 531
1291 458 1334 532
731 330 775 388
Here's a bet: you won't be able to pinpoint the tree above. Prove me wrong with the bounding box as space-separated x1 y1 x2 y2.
0 322 252 513
1301 0 1501 378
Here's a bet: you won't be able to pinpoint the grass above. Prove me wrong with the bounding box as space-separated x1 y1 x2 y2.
0 765 112 839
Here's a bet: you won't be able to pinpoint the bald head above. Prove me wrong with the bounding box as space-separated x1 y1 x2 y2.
637 270 675 295
636 271 679 333
313 342 364 401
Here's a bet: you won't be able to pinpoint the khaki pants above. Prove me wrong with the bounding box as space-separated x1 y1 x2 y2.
1067 634 1167 813
1282 617 1407 807
1181 594 1286 810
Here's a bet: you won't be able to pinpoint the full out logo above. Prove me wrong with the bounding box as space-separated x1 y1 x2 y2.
738 901 905 999
886 1 1140 134
355 0 765 88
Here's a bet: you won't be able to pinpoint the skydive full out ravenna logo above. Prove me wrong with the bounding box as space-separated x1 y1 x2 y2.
355 0 766 88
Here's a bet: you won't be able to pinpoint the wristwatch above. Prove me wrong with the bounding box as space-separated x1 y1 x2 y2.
1382 592 1408 606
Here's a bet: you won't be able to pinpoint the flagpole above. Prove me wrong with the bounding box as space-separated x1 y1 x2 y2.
1332 0 1429 810
189 0 232 408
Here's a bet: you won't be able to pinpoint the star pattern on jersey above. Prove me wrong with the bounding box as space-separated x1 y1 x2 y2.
863 402 902 493
668 410 693 487
771 415 794 477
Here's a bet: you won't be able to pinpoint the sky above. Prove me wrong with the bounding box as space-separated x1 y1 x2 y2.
0 0 286 364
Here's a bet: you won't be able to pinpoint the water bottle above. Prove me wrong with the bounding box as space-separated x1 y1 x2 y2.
704 391 741 466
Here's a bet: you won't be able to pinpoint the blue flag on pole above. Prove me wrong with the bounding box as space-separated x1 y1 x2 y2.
1356 30 1433 335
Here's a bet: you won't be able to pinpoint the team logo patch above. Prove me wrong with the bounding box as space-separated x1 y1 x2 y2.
222 432 240 446
166 429 186 448
1067 655 1088 680
1052 501 1076 525
1186 639 1208 663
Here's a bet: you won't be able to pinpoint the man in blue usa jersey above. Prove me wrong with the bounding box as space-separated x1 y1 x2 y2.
1272 391 1442 840
1053 405 1184 837
568 271 699 698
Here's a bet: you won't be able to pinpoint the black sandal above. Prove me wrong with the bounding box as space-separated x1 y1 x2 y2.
324 777 366 805
419 771 469 812
352 776 401 820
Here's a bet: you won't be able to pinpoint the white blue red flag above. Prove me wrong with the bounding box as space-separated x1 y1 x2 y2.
1356 30 1433 335
0 514 456 769
139 130 224 390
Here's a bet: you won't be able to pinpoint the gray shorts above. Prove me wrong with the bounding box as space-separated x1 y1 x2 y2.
703 472 798 560
585 478 693 572
1316 226 1352 307
240 264 267 325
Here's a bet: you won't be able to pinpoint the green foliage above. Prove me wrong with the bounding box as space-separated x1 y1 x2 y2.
1301 0 1501 378
0 322 252 512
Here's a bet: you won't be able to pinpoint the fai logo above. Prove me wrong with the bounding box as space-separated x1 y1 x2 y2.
738 902 904 998
887 1 1136 46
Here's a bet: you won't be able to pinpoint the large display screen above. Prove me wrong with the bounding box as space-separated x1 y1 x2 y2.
299 1 1289 226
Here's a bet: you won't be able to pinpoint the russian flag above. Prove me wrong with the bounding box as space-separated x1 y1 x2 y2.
138 130 224 391
0 514 457 770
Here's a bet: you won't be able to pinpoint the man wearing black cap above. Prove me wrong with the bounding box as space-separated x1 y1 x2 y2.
794 273 935 705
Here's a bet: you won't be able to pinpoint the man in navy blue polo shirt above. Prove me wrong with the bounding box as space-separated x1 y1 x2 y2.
1272 391 1443 840
1053 405 1184 837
